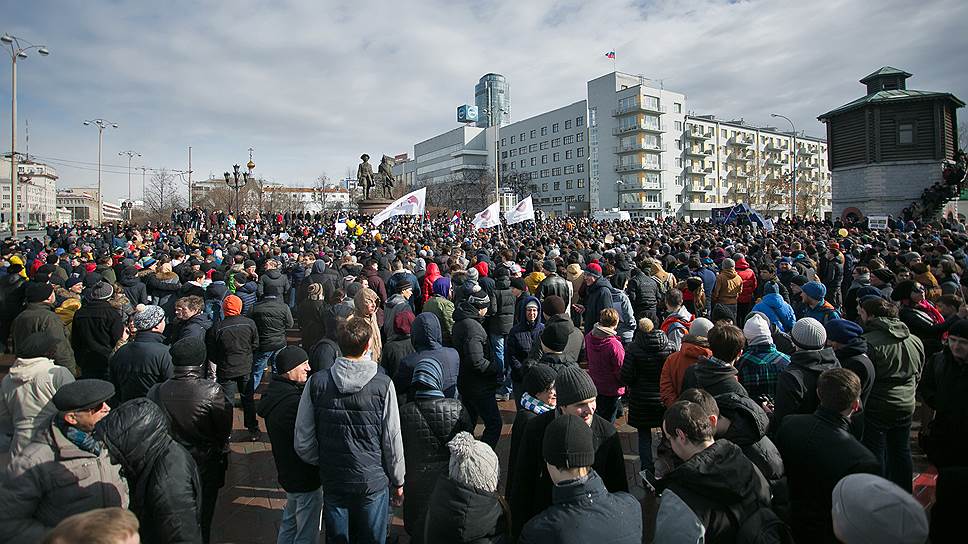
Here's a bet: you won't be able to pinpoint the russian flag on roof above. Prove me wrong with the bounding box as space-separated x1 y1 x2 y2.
605 51 615 59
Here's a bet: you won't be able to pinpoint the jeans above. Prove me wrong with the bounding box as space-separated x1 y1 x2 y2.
277 489 323 544
461 392 503 448
596 395 622 423
489 334 509 395
220 374 257 431
323 487 389 544
862 416 914 493
253 349 280 390
638 428 655 474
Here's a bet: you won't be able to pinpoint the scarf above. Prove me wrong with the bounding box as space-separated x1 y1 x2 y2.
55 417 101 456
520 392 554 415
594 323 618 337
916 299 945 325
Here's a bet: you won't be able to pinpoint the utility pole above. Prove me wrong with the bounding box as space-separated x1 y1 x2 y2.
139 166 147 201
187 146 193 208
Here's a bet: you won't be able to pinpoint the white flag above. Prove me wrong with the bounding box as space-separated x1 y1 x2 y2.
371 187 427 227
471 201 501 229
504 195 535 225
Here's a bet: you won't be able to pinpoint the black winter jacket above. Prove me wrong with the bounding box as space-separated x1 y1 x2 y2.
660 439 772 544
507 296 544 382
235 280 258 316
424 476 509 544
510 410 628 536
296 299 327 350
118 274 149 306
0 273 26 320
833 338 876 439
168 313 213 343
771 348 840 433
626 268 661 322
681 356 750 399
536 273 571 309
110 331 174 404
400 398 472 543
97 398 203 544
583 276 614 334
518 470 641 544
147 365 233 481
526 313 585 365
71 299 124 380
620 329 675 430
396 313 461 400
453 302 497 398
257 376 321 492
257 268 290 299
487 275 516 335
250 297 293 352
776 408 879 543
206 315 259 380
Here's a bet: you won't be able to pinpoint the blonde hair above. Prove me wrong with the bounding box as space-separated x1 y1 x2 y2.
43 508 139 544
599 308 619 328
637 317 654 332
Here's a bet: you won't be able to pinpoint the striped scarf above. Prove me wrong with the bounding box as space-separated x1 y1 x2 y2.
520 392 554 415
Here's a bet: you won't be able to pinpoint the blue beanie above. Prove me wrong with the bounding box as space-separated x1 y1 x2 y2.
802 281 827 302
824 319 864 344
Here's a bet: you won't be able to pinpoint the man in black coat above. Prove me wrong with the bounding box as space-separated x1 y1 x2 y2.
250 283 294 409
918 319 968 469
581 264 613 334
168 295 213 343
627 263 662 323
488 266 516 400
518 415 642 544
257 346 322 544
257 258 291 300
207 294 260 439
526 295 585 365
825 319 876 440
776 368 879 543
453 293 502 447
536 260 572 311
109 305 173 404
71 281 124 380
681 324 750 398
147 337 232 544
771 317 841 433
96 398 203 544
510 366 628 537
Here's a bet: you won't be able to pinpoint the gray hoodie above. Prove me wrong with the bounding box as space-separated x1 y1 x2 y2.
294 357 405 488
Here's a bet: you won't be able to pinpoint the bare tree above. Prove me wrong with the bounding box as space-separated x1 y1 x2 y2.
959 120 967 152
143 169 186 223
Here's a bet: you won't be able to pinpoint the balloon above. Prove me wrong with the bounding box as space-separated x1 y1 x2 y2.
346 219 357 229
355 225 364 236
837 228 848 237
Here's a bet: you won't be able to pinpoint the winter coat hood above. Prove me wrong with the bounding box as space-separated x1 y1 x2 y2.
330 357 378 394
8 356 57 383
789 346 840 373
96 397 173 479
716 392 769 445
311 260 327 275
514 295 543 327
663 439 766 508
453 301 482 322
864 316 912 340
411 312 444 351
695 356 740 386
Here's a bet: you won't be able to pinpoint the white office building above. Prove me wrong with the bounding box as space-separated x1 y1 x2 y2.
0 157 59 229
408 125 497 186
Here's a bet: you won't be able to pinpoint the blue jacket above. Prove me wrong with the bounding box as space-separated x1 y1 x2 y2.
395 312 461 400
752 293 796 332
692 267 718 303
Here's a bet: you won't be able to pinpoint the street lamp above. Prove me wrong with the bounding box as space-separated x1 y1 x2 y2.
83 118 119 225
223 163 252 215
770 113 798 219
2 33 49 237
118 150 141 204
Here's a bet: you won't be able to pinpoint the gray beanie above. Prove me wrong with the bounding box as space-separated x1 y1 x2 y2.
832 473 928 544
447 432 499 492
690 317 714 338
721 258 736 270
465 268 480 282
88 281 114 301
133 305 166 331
792 317 826 350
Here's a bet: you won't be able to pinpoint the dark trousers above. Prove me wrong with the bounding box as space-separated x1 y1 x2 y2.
461 392 502 448
596 394 622 423
736 301 753 326
862 415 913 493
198 453 228 544
220 375 257 431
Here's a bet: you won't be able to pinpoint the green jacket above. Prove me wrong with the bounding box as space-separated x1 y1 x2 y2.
422 295 455 346
862 317 925 424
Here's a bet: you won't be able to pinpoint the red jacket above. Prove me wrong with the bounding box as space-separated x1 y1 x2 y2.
735 258 758 304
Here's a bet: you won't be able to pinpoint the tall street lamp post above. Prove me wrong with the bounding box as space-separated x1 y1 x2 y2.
83 118 118 224
118 150 141 204
223 163 252 216
2 33 49 237
770 113 798 219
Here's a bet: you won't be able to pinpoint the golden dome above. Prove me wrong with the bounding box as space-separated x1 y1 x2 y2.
247 159 255 170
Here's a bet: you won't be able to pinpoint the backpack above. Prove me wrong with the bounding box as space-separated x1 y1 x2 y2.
660 314 694 335
608 287 636 339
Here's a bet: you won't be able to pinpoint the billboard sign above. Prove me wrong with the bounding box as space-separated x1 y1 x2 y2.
457 104 479 123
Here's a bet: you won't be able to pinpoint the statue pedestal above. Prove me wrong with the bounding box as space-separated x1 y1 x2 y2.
357 198 394 216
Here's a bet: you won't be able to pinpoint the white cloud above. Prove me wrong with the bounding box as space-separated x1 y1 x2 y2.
3 0 967 201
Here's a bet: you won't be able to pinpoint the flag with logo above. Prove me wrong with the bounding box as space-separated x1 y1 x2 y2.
504 195 535 225
371 187 427 227
471 201 501 230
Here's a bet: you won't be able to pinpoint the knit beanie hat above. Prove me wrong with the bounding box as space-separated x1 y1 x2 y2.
223 295 243 317
275 346 309 374
89 281 114 301
524 363 558 396
801 281 827 302
447 432 499 493
791 275 809 287
555 366 597 407
467 291 490 309
541 321 571 352
16 332 53 359
690 317 714 338
792 317 827 350
169 337 206 367
25 282 54 303
585 263 602 278
133 305 166 331
743 313 773 346
948 319 968 340
832 473 928 544
543 414 595 469
465 268 480 283
510 277 527 291
721 258 735 270
542 295 566 316
824 319 864 345
890 280 919 302
872 268 896 284
544 259 557 273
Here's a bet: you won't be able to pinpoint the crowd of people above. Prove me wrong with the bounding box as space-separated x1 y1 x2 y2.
0 208 966 543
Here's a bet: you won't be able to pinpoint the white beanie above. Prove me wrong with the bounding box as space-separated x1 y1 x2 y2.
447 432 499 493
743 313 773 346
832 473 928 544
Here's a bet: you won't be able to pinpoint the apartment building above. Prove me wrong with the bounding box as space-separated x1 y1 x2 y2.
56 187 122 224
0 157 59 228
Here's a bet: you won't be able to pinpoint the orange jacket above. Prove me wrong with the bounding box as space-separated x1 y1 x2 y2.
659 339 712 406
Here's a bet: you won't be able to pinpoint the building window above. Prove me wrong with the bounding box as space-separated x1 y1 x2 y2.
565 150 573 159
541 126 548 136
509 149 516 157
564 165 575 174
502 151 508 159
518 146 526 154
510 136 515 144
675 121 683 131
520 159 526 168
542 155 548 164
520 132 526 141
898 122 915 145
674 103 682 113
552 167 562 176
675 158 682 167
530 129 536 138
554 182 560 191
676 194 683 203
531 157 537 166
577 147 584 157
541 169 550 178
577 132 584 142
565 120 572 130
529 144 538 152
676 139 682 150
577 163 585 173
501 138 506 146
577 115 585 126
721 129 727 138
542 183 549 191
578 179 585 188
540 141 549 150
553 152 561 161
675 175 682 185
563 135 574 145
552 123 560 133
552 138 561 147
566 180 573 189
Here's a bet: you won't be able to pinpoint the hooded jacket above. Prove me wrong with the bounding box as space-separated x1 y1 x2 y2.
659 439 772 544
712 269 743 305
206 314 259 380
621 329 675 430
751 293 796 333
507 296 545 382
626 267 662 322
168 312 213 343
257 267 290 299
396 313 461 400
97 398 202 544
250 296 294 352
70 299 124 380
833 338 876 439
0 272 26 321
10 302 77 376
735 258 758 304
585 326 626 397
0 356 75 457
118 271 149 306
583 275 614 334
453 301 497 398
527 313 585 365
487 273 516 335
424 476 509 544
862 317 926 424
257 376 321 493
681 355 749 399
382 312 416 380
771 347 840 433
659 337 712 407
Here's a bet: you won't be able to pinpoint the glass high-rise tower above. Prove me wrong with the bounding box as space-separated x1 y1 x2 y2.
474 73 510 128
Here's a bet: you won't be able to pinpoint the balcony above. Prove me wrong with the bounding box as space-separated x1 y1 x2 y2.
727 152 752 163
727 135 754 147
619 180 663 191
763 157 784 167
797 146 817 157
621 199 662 210
731 185 750 194
685 164 713 176
685 183 709 193
685 129 712 140
615 162 663 173
727 169 750 179
685 146 713 157
613 122 664 135
763 142 783 153
612 103 667 116
613 142 666 154
798 161 819 170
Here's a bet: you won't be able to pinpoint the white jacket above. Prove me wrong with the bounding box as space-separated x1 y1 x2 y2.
0 357 74 458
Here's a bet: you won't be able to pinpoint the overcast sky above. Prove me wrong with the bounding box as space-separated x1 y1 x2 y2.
3 0 967 201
